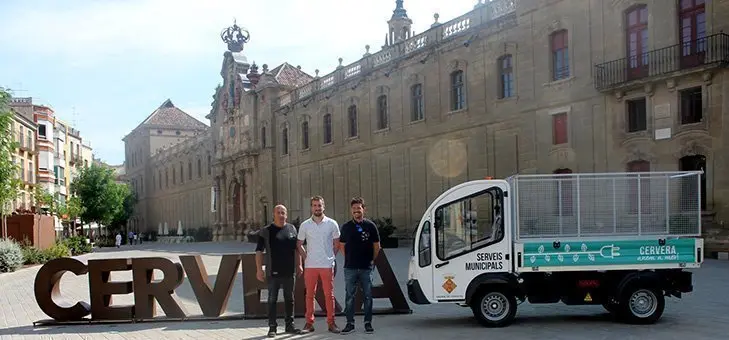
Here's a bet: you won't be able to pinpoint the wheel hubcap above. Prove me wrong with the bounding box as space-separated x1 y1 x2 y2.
481 292 509 321
629 289 657 318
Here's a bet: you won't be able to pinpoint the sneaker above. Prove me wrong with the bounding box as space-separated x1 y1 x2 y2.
285 323 301 334
267 326 277 338
328 322 341 333
341 323 355 334
364 323 374 334
302 323 315 333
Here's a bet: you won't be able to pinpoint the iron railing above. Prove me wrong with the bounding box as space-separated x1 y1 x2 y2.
507 171 703 240
594 33 729 91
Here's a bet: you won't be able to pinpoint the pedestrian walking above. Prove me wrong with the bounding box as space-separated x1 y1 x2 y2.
255 204 302 338
115 233 122 248
297 196 341 333
339 197 380 334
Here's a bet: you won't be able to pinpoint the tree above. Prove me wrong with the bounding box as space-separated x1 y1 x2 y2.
0 88 21 239
33 187 54 213
110 184 136 231
65 196 84 236
70 163 128 229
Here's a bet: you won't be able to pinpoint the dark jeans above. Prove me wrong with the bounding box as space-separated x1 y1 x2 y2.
267 275 295 327
344 268 373 324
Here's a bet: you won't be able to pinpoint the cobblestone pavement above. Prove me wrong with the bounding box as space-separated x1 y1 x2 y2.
0 241 728 339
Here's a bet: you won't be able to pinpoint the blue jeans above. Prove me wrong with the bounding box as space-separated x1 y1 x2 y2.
344 267 373 324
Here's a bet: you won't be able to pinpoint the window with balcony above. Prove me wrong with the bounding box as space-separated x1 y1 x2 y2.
679 0 706 68
680 86 702 124
626 5 649 80
626 97 647 132
552 113 568 145
550 30 569 80
498 54 514 98
410 84 424 121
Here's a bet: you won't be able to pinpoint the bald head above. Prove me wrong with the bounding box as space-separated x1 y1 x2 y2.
273 204 287 226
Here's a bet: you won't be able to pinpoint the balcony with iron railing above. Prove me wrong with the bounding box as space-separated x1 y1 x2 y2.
594 33 729 91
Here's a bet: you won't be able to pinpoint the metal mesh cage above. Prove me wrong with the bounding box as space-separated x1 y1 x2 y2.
507 171 703 240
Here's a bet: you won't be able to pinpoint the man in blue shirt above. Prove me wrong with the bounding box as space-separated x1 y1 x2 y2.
339 197 380 334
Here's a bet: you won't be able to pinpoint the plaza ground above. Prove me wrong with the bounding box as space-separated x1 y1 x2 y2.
0 241 728 339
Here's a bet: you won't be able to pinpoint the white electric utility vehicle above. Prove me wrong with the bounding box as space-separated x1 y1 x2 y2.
407 171 704 327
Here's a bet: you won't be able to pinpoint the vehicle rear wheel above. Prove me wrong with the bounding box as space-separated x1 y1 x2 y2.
617 283 665 324
470 288 517 328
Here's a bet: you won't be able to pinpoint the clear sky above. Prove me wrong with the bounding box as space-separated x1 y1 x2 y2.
0 0 477 165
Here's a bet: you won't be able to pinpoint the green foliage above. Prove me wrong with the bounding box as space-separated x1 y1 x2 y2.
61 235 92 255
185 227 213 242
33 187 54 211
109 184 136 228
44 243 71 259
373 217 397 239
0 238 24 272
21 245 46 265
65 196 83 221
0 88 21 218
71 163 135 227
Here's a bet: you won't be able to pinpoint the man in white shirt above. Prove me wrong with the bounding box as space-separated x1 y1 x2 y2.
297 196 341 334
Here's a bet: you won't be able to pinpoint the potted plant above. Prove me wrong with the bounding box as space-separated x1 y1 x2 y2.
373 217 398 248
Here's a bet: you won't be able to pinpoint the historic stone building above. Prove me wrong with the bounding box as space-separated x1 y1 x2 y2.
129 0 729 242
122 99 211 234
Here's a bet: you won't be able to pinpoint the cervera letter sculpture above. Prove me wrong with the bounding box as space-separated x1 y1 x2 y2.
33 251 411 324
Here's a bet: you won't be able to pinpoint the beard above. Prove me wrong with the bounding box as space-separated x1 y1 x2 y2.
313 211 323 216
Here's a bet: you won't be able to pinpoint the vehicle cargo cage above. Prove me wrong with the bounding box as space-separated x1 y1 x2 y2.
507 171 703 240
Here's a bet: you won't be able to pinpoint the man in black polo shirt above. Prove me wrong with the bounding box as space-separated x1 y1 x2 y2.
255 204 303 337
339 197 380 334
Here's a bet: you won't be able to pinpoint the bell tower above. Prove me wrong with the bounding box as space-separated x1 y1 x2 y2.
385 0 413 46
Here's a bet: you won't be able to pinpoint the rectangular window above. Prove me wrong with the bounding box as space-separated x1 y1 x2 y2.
680 86 702 124
552 113 568 145
434 187 503 260
551 30 569 80
324 115 332 144
38 125 47 138
499 55 514 98
450 71 465 111
626 97 647 132
348 106 358 137
411 84 424 121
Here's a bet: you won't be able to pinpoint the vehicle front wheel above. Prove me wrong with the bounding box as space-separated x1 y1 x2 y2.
618 283 665 324
470 288 517 328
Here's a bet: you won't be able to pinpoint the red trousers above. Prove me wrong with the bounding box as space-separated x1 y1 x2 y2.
304 267 336 325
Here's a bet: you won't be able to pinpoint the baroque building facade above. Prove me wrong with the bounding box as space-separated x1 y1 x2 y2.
131 0 729 241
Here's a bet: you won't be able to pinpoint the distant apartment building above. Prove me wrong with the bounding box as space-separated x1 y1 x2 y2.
54 119 94 203
9 97 95 207
7 98 38 211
